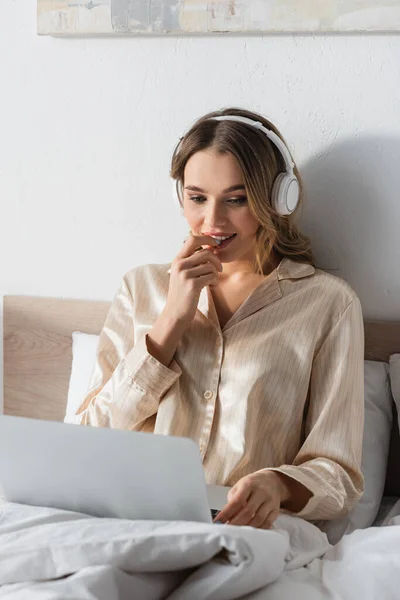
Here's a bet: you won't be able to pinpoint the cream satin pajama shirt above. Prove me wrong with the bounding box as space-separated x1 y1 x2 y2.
77 258 365 521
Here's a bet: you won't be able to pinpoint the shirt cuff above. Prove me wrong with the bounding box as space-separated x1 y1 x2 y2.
263 466 323 519
123 334 182 399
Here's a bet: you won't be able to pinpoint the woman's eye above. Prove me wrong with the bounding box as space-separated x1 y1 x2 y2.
227 197 247 205
189 195 247 205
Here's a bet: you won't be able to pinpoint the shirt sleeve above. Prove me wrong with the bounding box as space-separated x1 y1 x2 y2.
265 297 365 521
75 275 182 430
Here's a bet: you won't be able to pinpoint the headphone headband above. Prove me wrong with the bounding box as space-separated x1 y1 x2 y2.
173 114 299 216
210 115 295 174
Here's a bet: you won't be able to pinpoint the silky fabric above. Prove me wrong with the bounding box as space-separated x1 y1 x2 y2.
76 258 365 521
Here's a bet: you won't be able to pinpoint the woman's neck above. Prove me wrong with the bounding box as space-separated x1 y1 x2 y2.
220 250 281 283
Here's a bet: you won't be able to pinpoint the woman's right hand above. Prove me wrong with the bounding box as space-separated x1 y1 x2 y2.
164 234 223 325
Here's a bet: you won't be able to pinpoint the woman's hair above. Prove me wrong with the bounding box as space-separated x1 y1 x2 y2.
170 107 315 274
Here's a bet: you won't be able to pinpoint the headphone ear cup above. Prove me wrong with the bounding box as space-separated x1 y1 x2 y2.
271 173 300 216
172 179 183 210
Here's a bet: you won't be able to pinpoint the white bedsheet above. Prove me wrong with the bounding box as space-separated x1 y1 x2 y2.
0 502 399 599
245 514 400 600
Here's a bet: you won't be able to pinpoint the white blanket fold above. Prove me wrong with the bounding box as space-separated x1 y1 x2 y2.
0 502 329 600
3 503 400 599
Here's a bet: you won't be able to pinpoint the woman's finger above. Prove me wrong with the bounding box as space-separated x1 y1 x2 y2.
247 505 271 529
228 491 266 526
260 508 280 530
185 263 218 279
215 485 252 524
183 249 222 273
177 234 218 259
195 272 220 288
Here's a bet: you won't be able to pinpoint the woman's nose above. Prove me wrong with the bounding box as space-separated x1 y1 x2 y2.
204 202 227 227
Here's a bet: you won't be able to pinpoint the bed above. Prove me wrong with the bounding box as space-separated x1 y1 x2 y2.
2 295 400 600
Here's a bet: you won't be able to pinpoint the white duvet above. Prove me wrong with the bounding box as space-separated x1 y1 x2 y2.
0 502 399 600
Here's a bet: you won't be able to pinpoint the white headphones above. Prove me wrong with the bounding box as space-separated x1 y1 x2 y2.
172 115 299 216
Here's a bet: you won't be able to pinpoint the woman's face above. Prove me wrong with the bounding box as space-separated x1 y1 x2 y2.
183 150 260 264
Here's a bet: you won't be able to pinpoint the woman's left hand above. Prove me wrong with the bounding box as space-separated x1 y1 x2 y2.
215 471 288 529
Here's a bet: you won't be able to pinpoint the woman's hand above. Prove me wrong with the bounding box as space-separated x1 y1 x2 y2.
146 233 222 367
164 234 223 325
215 471 313 528
215 471 289 529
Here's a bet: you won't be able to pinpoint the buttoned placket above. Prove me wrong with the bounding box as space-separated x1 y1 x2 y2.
198 329 224 458
195 287 224 458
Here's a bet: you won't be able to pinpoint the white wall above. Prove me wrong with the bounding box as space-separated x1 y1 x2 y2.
1 2 400 319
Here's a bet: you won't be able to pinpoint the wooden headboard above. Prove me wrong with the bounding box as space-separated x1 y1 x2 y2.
3 296 400 496
3 296 110 422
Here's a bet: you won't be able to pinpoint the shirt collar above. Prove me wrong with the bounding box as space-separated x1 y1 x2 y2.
276 258 316 281
165 258 315 331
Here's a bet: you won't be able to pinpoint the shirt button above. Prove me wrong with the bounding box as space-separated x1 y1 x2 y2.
215 338 221 347
203 390 213 400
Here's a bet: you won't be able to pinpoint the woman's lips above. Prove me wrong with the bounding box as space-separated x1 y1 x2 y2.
213 234 237 250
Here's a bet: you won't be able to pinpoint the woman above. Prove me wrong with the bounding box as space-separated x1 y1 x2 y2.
76 107 364 529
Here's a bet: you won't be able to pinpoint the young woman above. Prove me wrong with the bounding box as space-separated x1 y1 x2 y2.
76 108 364 529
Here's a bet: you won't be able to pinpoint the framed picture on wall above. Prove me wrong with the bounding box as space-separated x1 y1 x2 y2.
37 1 400 35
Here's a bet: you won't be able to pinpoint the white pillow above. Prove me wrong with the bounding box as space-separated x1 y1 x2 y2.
321 360 393 544
390 354 400 429
64 332 100 424
0 294 3 415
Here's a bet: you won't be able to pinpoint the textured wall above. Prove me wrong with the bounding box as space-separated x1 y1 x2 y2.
1 2 400 319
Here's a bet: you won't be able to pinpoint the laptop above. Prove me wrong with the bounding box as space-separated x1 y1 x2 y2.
0 415 229 522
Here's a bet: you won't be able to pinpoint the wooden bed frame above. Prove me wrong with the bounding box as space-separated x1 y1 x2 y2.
3 296 400 496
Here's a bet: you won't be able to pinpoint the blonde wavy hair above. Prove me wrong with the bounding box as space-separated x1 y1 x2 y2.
170 107 315 275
